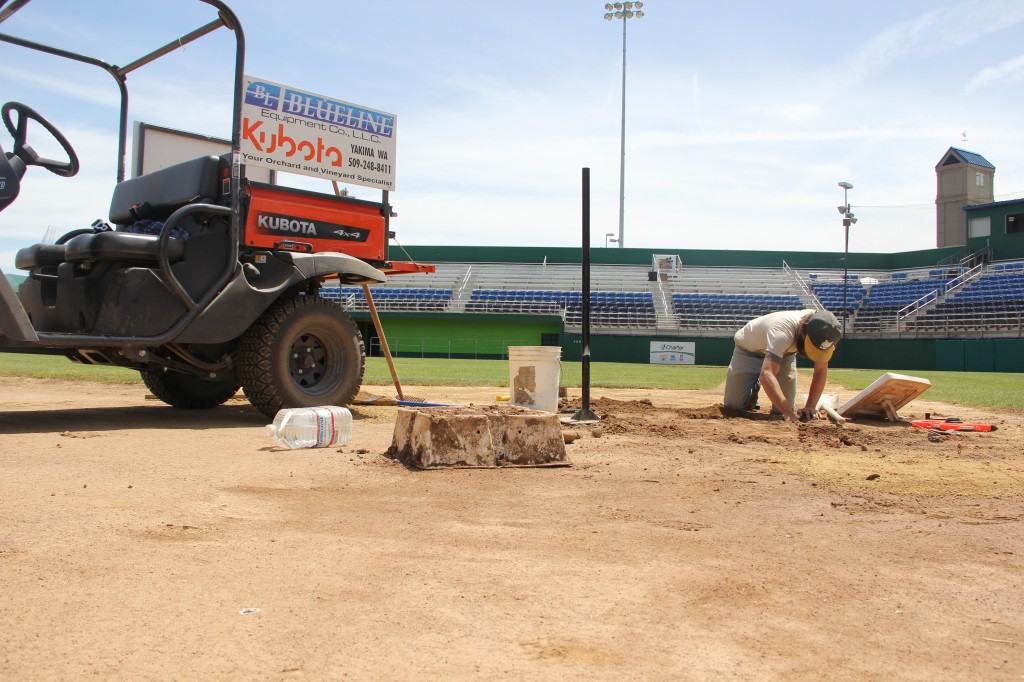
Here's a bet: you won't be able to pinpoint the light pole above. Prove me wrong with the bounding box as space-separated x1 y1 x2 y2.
837 181 857 336
605 232 617 248
603 1 644 249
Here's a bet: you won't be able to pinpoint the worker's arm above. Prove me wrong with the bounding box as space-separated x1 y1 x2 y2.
798 362 829 422
759 354 799 422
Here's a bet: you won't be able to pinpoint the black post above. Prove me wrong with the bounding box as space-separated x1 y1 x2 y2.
842 224 849 337
582 168 591 407
570 167 599 423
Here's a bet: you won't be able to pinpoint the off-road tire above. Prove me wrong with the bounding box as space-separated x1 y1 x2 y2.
140 369 240 409
236 294 364 419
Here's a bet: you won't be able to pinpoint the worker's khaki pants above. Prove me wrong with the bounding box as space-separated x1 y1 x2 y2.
723 347 797 413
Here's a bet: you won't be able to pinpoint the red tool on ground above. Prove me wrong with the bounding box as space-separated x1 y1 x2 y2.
910 418 998 432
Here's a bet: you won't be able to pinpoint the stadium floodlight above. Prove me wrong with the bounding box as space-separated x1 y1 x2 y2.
602 1 646 248
837 181 857 337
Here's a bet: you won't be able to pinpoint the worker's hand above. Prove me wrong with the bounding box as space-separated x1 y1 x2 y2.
796 407 818 423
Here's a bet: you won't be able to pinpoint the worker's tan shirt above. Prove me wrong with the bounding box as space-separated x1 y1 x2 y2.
734 309 815 359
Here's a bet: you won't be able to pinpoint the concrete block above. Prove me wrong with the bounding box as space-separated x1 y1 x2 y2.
389 406 569 469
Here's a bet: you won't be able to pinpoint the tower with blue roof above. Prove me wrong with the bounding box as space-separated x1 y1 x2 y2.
936 147 995 247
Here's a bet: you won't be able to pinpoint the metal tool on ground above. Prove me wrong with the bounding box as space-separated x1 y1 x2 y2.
911 418 998 432
814 393 846 424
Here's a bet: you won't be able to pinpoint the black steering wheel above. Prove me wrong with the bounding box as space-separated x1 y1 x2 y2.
2 101 80 177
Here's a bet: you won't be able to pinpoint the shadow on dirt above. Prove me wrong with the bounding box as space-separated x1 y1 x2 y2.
0 402 265 434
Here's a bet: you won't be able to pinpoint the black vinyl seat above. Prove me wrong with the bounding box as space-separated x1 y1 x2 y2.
15 155 222 271
107 155 221 224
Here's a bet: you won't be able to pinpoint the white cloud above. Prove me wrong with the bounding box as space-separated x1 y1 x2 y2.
751 103 822 126
691 73 704 133
2 66 115 109
967 54 1024 91
843 1 1024 86
632 123 950 149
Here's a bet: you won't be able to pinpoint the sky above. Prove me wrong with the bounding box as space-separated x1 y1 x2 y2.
1 0 1023 275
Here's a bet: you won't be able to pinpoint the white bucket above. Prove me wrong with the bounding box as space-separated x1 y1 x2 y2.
508 346 562 413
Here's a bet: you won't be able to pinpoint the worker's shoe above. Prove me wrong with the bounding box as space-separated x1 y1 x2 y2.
742 387 761 412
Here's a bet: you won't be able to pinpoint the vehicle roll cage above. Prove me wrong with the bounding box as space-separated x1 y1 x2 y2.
0 0 245 216
0 0 247 348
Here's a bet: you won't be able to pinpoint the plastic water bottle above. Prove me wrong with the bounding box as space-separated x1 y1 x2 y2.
265 406 352 449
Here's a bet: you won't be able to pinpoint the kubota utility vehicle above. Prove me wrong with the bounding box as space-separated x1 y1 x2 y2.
0 0 427 417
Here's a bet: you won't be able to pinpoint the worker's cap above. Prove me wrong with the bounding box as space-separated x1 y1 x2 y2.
803 310 842 363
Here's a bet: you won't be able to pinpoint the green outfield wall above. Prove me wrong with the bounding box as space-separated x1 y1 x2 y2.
355 310 1023 371
350 312 560 359
565 333 1024 372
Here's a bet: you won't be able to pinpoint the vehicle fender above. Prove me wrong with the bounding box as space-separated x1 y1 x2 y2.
290 252 386 285
176 253 384 344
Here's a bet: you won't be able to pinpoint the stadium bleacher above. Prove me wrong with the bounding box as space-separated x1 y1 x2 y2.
852 272 952 333
807 277 868 318
317 259 1024 338
910 267 1024 333
564 291 657 329
321 286 454 312
672 293 804 331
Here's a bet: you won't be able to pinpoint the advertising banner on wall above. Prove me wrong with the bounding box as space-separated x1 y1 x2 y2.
240 76 397 191
650 341 695 365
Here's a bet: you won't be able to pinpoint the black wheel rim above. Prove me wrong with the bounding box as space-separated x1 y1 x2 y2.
288 331 338 390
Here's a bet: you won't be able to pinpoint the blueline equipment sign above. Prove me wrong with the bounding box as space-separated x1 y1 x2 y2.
650 341 695 365
240 76 397 191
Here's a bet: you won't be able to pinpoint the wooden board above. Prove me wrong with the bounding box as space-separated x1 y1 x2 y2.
837 372 932 419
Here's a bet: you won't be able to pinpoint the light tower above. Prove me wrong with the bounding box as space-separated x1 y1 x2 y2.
837 181 857 336
603 1 645 249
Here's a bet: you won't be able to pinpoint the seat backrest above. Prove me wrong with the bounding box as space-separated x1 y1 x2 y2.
109 155 223 225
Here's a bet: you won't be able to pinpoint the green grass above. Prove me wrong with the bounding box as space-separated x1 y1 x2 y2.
1 354 1021 411
0 354 142 383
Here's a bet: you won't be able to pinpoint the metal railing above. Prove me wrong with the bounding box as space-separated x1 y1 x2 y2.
905 309 1024 338
897 263 983 322
782 260 822 309
945 262 983 295
898 289 939 321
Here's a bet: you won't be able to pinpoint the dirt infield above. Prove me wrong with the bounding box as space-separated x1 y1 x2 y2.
1 376 1022 680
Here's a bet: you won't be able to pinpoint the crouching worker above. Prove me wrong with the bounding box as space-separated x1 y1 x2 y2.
723 309 842 422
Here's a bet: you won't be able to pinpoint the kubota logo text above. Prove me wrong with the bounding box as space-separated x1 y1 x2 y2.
253 211 370 242
258 214 316 235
